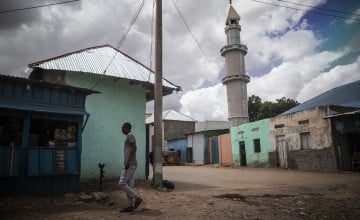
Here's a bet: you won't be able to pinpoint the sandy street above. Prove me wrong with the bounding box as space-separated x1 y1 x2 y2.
1 165 360 219
164 165 360 193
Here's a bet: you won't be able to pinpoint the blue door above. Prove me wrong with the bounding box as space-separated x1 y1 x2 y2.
211 138 219 164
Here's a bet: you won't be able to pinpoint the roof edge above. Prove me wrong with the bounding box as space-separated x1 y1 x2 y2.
28 44 181 91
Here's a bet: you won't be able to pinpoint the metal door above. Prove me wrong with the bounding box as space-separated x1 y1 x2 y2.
239 141 246 166
211 137 219 164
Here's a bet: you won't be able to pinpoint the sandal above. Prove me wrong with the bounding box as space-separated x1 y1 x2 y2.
134 197 143 209
120 206 134 213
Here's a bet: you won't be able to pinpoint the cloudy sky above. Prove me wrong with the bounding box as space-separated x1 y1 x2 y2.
1 0 359 121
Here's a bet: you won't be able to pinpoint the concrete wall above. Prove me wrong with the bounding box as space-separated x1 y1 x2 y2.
269 107 335 171
66 73 146 180
268 151 278 168
148 120 195 151
269 107 333 152
218 134 233 166
231 119 270 167
287 147 337 171
164 120 195 141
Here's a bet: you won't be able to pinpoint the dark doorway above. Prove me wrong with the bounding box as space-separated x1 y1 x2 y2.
239 141 246 166
341 132 360 171
186 147 192 163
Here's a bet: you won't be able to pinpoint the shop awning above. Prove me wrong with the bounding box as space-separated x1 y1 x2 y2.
0 101 88 116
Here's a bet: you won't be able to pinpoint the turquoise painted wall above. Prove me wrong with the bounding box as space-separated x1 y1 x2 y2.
231 119 270 167
66 73 146 180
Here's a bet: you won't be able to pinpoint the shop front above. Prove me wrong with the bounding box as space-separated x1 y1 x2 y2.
0 75 96 194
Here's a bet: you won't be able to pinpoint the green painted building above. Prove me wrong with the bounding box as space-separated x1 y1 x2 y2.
230 119 270 167
29 45 179 180
66 74 147 180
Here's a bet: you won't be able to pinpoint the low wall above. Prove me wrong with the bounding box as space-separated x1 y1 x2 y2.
287 147 337 171
268 151 278 168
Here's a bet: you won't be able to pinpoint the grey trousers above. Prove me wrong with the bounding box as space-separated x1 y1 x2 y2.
119 165 138 206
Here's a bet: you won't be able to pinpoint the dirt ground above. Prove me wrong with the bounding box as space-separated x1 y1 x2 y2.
1 165 360 220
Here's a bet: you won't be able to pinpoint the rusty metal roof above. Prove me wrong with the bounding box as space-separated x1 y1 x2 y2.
28 45 180 91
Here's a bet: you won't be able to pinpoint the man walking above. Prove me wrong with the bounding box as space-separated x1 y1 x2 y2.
119 122 143 212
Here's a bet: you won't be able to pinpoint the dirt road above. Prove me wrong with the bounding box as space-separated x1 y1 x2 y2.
164 165 360 193
1 166 360 219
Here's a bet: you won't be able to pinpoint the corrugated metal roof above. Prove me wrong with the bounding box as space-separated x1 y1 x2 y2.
145 109 196 124
146 109 196 124
282 80 360 115
28 45 179 90
163 110 196 121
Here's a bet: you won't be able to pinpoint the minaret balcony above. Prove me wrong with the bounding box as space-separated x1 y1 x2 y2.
222 74 250 84
221 44 248 56
225 24 241 32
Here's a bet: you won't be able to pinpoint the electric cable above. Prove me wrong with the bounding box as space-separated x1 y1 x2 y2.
277 0 360 17
0 0 80 14
171 0 218 76
115 0 147 49
248 0 360 22
89 0 147 90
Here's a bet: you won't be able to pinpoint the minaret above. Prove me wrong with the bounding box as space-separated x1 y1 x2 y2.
221 3 250 127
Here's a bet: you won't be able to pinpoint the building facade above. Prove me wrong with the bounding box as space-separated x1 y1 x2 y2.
146 109 196 152
218 133 233 166
231 119 270 167
0 75 94 194
188 121 230 165
268 81 360 171
28 45 179 180
268 107 337 171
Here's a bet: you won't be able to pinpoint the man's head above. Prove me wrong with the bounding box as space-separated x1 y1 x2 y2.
122 122 132 135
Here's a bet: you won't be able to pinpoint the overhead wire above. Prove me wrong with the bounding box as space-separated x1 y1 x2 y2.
277 0 360 17
248 0 360 22
0 0 80 14
89 0 147 90
115 0 147 49
171 0 218 76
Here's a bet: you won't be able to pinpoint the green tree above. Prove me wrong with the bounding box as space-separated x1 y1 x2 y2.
275 97 299 114
258 101 277 120
248 95 262 122
248 96 299 122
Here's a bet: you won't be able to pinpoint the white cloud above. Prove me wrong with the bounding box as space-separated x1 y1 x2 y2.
1 0 359 122
345 7 360 25
180 51 358 121
248 49 347 101
180 84 227 121
297 54 360 101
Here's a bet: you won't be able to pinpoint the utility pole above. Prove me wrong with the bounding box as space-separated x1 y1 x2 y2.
153 0 163 188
